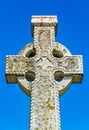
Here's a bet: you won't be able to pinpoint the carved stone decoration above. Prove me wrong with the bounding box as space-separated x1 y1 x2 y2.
5 16 83 130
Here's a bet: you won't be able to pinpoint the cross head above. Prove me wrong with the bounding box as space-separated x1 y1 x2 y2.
6 16 83 130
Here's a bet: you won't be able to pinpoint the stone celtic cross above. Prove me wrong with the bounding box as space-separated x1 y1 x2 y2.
6 16 83 130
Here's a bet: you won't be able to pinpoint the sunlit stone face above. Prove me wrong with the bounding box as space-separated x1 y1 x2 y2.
6 16 83 130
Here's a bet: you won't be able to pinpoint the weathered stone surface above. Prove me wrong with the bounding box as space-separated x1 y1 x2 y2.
5 16 83 130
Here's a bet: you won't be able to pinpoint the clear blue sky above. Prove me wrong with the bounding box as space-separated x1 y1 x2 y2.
0 0 89 130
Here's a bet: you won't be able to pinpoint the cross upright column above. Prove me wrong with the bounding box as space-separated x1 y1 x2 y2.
30 16 61 130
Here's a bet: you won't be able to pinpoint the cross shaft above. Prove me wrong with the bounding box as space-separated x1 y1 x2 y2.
5 16 83 130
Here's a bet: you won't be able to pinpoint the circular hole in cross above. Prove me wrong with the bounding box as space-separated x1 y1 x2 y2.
53 49 63 58
54 71 64 82
25 48 36 58
25 71 35 83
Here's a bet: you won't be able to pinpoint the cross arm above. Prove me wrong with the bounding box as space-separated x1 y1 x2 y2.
54 55 83 83
5 55 35 83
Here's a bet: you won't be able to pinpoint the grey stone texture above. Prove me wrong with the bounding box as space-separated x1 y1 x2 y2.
6 16 83 130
